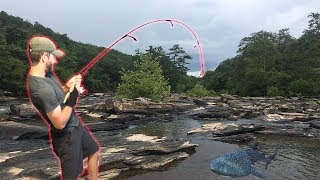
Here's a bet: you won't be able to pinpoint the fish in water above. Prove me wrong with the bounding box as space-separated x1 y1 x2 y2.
210 143 276 179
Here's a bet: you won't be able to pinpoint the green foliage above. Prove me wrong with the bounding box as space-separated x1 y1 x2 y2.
0 57 27 95
187 84 211 97
0 11 135 96
267 86 281 97
167 44 191 73
0 11 198 97
205 12 320 97
117 53 170 101
145 45 192 92
288 79 318 96
3 10 320 98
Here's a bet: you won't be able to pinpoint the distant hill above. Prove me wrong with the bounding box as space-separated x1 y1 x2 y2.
1 11 320 97
0 11 198 97
201 12 320 97
0 11 135 96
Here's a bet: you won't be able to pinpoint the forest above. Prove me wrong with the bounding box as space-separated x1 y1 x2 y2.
0 11 319 97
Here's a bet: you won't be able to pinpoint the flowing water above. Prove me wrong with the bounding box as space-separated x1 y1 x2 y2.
1 100 319 179
124 117 320 180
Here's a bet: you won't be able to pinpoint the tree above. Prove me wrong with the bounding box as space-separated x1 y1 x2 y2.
0 11 137 95
145 45 191 92
305 12 320 34
167 44 191 73
187 83 211 97
117 53 170 101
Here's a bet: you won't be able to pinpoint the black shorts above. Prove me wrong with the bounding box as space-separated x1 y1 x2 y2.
51 124 99 179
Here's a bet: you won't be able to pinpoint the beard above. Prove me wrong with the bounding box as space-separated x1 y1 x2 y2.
45 61 53 73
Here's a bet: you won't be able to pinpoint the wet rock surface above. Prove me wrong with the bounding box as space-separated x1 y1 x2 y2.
0 94 199 179
187 95 320 143
1 94 320 179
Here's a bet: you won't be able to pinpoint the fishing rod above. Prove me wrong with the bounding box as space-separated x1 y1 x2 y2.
64 19 206 103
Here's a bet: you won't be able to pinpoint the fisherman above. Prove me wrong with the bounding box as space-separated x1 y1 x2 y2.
26 35 100 179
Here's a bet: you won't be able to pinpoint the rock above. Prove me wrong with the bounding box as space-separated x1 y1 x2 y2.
93 136 198 179
87 122 129 132
0 139 58 179
3 94 320 179
309 120 320 129
121 109 155 115
92 93 105 97
200 112 229 118
15 103 38 118
131 139 198 156
99 168 129 179
107 114 140 124
193 99 208 106
15 131 48 141
256 129 309 137
188 123 238 135
135 97 152 103
0 121 46 139
209 133 255 143
278 104 297 113
18 169 52 179
240 110 262 119
220 94 238 103
212 124 265 137
192 111 233 120
188 122 265 137
105 98 123 114
263 107 278 114
126 152 189 170
263 112 315 122
9 104 20 116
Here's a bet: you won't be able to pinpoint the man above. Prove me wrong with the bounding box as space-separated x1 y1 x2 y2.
26 35 100 179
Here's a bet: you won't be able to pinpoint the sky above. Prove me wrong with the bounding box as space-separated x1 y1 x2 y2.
1 0 320 76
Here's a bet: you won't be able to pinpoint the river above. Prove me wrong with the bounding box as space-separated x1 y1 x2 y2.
123 117 320 180
1 100 319 179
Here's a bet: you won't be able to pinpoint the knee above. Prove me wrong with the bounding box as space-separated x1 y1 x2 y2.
89 151 99 159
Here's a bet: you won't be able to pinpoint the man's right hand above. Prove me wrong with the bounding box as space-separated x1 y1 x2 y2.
66 74 82 92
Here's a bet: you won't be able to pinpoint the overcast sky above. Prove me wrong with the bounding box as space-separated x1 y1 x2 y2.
1 0 320 75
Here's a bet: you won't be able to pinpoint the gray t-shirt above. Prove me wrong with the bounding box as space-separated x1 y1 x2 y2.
28 72 79 133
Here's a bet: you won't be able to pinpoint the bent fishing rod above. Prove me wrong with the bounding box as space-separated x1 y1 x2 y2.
64 19 207 103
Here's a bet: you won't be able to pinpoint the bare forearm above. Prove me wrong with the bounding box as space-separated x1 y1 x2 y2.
47 87 79 130
60 106 73 127
62 85 69 93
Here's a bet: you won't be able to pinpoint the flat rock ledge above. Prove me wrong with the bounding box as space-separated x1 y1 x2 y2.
0 122 198 179
188 121 320 143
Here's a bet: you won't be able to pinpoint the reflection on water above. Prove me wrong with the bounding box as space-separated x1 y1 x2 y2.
125 118 320 180
127 117 202 138
254 134 320 180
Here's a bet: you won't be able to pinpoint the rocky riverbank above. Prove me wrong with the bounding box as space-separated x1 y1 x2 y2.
188 95 320 142
1 94 320 179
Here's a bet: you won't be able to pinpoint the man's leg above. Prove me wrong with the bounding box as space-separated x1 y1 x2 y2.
87 151 99 179
81 124 100 179
52 128 83 179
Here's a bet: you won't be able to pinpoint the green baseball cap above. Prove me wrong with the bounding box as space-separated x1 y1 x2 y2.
29 36 65 58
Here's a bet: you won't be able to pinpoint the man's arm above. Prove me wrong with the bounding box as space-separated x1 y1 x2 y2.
47 105 73 129
62 86 69 94
46 87 79 130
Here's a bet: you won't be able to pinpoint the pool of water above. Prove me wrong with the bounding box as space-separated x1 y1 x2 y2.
127 117 202 138
124 117 320 180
